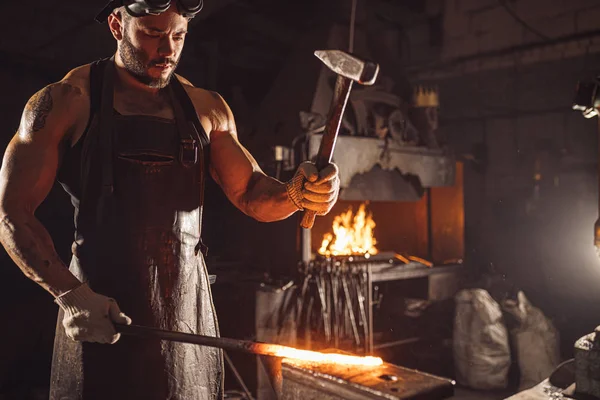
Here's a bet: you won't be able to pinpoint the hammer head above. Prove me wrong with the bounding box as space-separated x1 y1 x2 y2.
314 50 379 86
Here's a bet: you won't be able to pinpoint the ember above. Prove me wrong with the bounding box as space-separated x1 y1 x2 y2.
318 203 378 257
260 344 383 366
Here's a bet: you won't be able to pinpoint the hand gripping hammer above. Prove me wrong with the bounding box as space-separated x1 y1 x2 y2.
300 50 379 229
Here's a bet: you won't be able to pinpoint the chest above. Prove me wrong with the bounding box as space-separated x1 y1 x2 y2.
111 91 213 140
114 90 175 120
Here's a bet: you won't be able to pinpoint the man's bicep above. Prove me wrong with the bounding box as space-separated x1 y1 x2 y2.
209 130 264 206
0 85 70 213
0 135 61 213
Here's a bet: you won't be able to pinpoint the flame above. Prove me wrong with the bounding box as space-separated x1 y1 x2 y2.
318 203 378 257
260 344 383 366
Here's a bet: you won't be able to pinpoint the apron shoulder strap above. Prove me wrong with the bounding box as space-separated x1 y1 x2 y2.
89 58 110 114
170 76 210 147
79 57 114 226
168 77 210 257
90 56 117 226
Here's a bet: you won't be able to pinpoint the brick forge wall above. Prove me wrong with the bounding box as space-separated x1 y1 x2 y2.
414 0 600 354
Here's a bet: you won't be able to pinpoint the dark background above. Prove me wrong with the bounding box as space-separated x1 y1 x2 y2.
2 0 600 397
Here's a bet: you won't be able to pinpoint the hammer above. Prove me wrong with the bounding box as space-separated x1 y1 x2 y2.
300 50 379 229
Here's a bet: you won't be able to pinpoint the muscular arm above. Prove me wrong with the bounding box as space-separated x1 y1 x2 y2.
0 79 87 297
206 92 298 222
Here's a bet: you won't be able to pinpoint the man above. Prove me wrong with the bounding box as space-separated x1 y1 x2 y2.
0 2 339 399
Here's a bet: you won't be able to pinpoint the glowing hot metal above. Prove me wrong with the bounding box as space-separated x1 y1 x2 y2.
260 344 382 366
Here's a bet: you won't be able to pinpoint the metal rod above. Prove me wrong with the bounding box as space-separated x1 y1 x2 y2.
426 188 433 262
341 271 361 346
331 268 340 348
224 351 254 400
117 323 383 369
596 117 600 252
295 272 311 327
356 270 369 349
373 337 421 350
305 296 314 348
326 269 332 344
117 324 272 356
349 0 357 53
316 272 331 341
367 263 374 355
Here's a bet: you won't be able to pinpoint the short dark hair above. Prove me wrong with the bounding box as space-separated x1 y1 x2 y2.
113 6 132 26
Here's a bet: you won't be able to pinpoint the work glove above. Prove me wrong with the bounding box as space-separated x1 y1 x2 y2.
55 283 132 344
286 161 340 215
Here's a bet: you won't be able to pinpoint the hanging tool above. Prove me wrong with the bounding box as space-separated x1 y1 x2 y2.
341 267 361 346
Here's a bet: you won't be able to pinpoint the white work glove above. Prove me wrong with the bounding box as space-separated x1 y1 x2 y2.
286 161 340 215
55 283 132 344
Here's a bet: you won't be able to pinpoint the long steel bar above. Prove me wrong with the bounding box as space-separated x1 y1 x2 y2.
117 324 273 356
117 324 383 368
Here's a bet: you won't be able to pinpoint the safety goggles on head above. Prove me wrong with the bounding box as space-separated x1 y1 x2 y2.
95 0 203 23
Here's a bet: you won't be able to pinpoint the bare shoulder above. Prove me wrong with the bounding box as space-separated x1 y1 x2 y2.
61 64 91 96
176 76 233 136
31 64 91 113
19 64 91 144
30 64 91 108
175 74 224 105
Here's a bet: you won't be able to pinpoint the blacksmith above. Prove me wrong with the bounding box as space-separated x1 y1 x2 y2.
0 1 339 398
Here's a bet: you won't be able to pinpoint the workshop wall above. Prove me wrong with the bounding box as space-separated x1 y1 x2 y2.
414 0 600 357
441 0 600 68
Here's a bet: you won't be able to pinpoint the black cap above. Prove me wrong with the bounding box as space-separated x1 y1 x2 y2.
95 0 121 23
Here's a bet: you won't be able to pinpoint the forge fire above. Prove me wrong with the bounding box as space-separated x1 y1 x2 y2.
318 203 378 257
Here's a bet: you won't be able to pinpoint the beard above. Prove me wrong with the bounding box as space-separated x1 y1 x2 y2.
119 33 180 89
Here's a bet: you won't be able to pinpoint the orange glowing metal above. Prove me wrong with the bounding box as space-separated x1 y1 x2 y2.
260 344 383 366
319 203 378 257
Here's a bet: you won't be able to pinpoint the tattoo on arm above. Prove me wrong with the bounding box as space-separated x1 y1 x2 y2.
26 87 53 132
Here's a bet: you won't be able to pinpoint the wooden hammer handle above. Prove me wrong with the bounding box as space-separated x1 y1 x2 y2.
301 210 318 229
300 76 354 230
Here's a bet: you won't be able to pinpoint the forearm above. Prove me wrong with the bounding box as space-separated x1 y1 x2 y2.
240 172 299 222
0 210 80 298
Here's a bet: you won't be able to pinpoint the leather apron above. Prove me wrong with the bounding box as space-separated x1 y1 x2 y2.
50 58 224 400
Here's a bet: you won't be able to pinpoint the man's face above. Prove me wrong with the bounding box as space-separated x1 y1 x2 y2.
116 6 188 88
